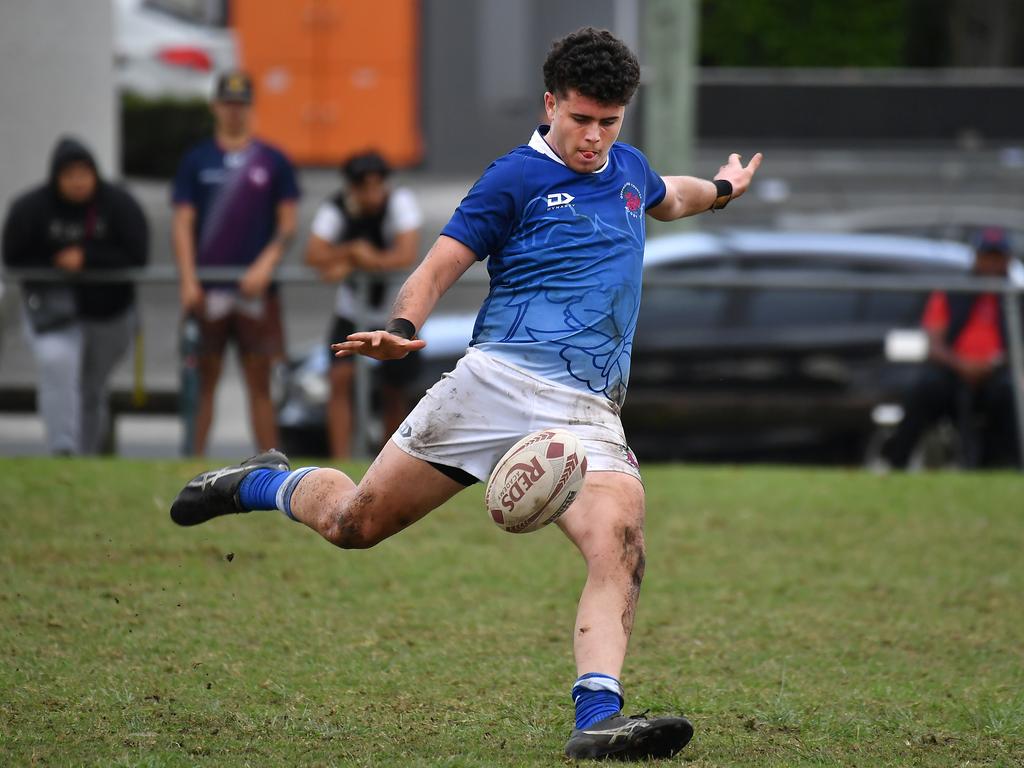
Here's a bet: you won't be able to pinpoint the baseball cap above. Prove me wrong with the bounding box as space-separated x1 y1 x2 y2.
214 71 253 104
975 226 1011 255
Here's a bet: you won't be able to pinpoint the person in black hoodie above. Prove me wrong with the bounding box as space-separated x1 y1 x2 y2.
2 137 148 455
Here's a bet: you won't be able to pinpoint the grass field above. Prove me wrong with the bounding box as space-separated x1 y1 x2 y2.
1 459 1022 767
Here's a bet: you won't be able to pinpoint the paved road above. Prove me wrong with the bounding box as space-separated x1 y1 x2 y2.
3 144 1023 456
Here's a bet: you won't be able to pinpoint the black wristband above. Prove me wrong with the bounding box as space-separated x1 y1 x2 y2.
710 179 733 211
385 317 416 340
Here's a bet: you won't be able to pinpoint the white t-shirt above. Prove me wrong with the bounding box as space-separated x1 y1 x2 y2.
310 187 422 322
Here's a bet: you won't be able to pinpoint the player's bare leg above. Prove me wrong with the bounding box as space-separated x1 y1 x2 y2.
558 471 645 678
289 441 465 548
558 470 693 760
170 439 466 548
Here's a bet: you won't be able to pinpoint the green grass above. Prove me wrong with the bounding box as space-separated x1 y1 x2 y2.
1 460 1022 767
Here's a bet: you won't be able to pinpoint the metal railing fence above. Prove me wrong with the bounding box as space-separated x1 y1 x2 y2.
3 265 1023 468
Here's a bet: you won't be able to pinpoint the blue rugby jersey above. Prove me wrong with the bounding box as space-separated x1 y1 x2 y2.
441 126 666 406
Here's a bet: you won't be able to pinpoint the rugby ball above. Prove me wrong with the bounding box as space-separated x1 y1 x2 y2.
485 429 587 534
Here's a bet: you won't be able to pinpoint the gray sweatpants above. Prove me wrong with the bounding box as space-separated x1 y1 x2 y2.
22 308 136 455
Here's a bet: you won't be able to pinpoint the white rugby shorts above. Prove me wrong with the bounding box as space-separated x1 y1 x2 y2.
391 347 641 483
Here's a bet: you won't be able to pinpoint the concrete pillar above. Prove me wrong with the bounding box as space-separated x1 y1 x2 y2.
642 0 699 233
0 0 118 214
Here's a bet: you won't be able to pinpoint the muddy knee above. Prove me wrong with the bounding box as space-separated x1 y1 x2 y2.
582 522 646 580
328 515 384 549
325 487 388 549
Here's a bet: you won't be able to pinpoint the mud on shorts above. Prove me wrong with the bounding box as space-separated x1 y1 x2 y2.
391 347 641 485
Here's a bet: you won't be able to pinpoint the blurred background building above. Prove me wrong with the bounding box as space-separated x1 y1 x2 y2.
102 0 1024 174
0 2 118 214
2 0 1023 464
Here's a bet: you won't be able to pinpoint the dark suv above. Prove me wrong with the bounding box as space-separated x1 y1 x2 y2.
277 230 979 463
627 231 979 462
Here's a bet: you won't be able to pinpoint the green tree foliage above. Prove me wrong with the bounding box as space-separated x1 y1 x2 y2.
700 0 913 67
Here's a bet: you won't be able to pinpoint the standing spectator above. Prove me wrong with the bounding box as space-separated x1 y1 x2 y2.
883 228 1020 467
2 137 148 455
305 151 422 458
172 72 299 455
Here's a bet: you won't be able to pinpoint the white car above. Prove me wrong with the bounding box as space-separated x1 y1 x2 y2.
113 0 237 99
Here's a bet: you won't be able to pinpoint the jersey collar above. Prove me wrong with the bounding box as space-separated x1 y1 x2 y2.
529 125 609 174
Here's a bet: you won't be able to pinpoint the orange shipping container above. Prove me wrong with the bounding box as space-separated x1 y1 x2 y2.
232 0 422 167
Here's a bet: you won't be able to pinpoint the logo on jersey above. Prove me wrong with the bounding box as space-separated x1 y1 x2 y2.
614 180 638 217
546 192 575 208
248 166 270 187
620 183 643 218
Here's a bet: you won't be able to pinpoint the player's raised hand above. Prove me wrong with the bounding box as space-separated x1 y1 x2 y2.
714 152 763 199
332 330 426 361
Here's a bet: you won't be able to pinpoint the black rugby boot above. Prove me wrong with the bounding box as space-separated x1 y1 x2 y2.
170 449 290 527
564 712 694 761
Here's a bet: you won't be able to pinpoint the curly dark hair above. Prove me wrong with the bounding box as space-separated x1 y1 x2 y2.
543 27 641 106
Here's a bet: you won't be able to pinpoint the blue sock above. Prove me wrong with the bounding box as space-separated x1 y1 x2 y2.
238 469 288 511
238 467 318 519
572 673 624 730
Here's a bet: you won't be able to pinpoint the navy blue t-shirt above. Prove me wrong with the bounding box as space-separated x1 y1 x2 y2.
172 138 299 275
441 126 666 406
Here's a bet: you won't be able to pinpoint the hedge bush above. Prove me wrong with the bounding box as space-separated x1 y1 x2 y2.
121 93 213 179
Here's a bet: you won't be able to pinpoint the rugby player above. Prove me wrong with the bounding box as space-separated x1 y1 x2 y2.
171 27 761 760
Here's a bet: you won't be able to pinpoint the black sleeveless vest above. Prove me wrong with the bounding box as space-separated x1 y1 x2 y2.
330 192 391 308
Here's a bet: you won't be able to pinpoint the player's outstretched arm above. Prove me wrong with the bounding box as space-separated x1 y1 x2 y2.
648 152 763 222
332 235 477 361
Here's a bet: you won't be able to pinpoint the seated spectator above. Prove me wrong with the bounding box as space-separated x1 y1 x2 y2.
305 151 422 458
883 228 1019 468
2 137 148 455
